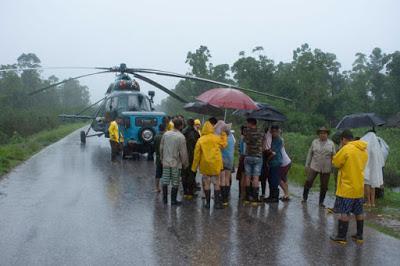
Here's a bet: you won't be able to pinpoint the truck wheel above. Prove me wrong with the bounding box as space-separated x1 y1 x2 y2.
80 131 86 144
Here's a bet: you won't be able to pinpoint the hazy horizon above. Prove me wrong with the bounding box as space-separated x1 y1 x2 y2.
1 0 399 104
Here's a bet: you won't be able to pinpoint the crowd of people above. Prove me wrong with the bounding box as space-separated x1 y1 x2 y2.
108 115 389 245
153 116 293 209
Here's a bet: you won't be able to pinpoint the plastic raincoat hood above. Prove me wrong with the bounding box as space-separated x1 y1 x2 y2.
191 121 227 176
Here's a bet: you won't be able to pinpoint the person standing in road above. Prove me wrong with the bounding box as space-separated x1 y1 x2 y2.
264 125 283 203
154 123 166 193
243 118 264 205
181 118 200 199
279 140 292 201
303 126 336 207
192 121 227 209
361 130 385 207
108 116 124 162
160 118 188 206
331 130 368 245
220 124 235 206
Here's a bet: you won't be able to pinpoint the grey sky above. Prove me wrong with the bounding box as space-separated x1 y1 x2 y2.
1 0 399 104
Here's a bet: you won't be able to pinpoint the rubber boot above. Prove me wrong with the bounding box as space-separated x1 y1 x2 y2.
214 190 223 209
162 185 168 204
171 186 182 206
251 187 261 206
330 220 349 244
204 190 211 209
319 190 327 208
351 220 364 244
245 186 252 204
302 187 310 202
265 188 279 203
222 186 229 206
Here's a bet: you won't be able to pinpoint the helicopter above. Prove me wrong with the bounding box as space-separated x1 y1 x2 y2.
0 63 292 159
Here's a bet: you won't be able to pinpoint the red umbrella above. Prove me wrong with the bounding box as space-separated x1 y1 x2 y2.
196 88 258 110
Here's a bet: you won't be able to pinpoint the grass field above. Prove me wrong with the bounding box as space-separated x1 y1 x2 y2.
0 123 86 176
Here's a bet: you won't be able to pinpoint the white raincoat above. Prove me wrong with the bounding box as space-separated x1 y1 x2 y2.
361 132 385 188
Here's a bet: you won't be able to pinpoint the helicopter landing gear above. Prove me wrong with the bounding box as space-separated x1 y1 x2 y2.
80 131 86 144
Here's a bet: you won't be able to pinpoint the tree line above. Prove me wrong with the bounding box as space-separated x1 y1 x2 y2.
0 53 90 144
160 44 400 133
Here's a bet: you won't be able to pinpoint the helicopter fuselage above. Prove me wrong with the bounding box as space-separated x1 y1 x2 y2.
90 76 165 158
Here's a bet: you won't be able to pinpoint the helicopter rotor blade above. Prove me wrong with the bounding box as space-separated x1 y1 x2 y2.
28 71 110 96
0 66 97 73
76 97 106 115
130 72 188 103
127 68 292 102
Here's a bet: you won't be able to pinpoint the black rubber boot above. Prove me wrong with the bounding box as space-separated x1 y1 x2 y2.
265 188 279 203
171 187 181 206
222 186 229 206
330 220 349 244
352 220 364 244
319 190 327 207
214 190 223 209
162 185 168 204
245 186 252 204
252 187 261 205
204 190 211 209
302 187 310 202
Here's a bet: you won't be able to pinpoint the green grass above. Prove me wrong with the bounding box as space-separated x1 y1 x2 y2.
365 221 400 240
0 123 86 175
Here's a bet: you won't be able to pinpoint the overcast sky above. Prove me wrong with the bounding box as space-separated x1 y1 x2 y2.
1 0 399 103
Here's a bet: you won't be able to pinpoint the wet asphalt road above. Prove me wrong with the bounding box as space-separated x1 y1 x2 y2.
0 128 399 266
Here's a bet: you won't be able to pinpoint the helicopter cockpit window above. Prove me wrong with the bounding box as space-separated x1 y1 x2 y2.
127 95 151 111
106 97 119 111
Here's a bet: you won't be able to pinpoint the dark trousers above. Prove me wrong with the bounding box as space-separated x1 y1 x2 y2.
268 166 280 191
182 168 196 195
110 140 120 161
260 159 269 195
305 169 330 193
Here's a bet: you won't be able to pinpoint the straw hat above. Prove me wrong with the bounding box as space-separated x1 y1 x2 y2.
316 126 330 134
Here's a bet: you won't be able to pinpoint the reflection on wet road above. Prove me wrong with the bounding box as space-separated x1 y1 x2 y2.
0 128 399 265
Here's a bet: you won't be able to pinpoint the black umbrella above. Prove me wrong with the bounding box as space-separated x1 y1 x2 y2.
336 113 385 129
233 103 287 122
183 101 223 116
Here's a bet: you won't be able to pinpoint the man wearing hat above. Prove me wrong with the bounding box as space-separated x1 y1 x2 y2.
194 119 202 136
303 126 336 207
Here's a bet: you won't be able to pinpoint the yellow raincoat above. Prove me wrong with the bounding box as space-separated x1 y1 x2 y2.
108 121 123 143
332 140 368 198
191 121 227 176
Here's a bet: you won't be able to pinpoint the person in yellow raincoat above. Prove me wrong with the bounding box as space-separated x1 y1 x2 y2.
330 129 368 245
108 117 124 162
192 121 227 209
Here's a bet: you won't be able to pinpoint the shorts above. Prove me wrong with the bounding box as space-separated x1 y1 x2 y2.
162 167 181 187
244 156 262 177
223 159 233 171
155 161 162 179
334 197 364 216
279 163 291 182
